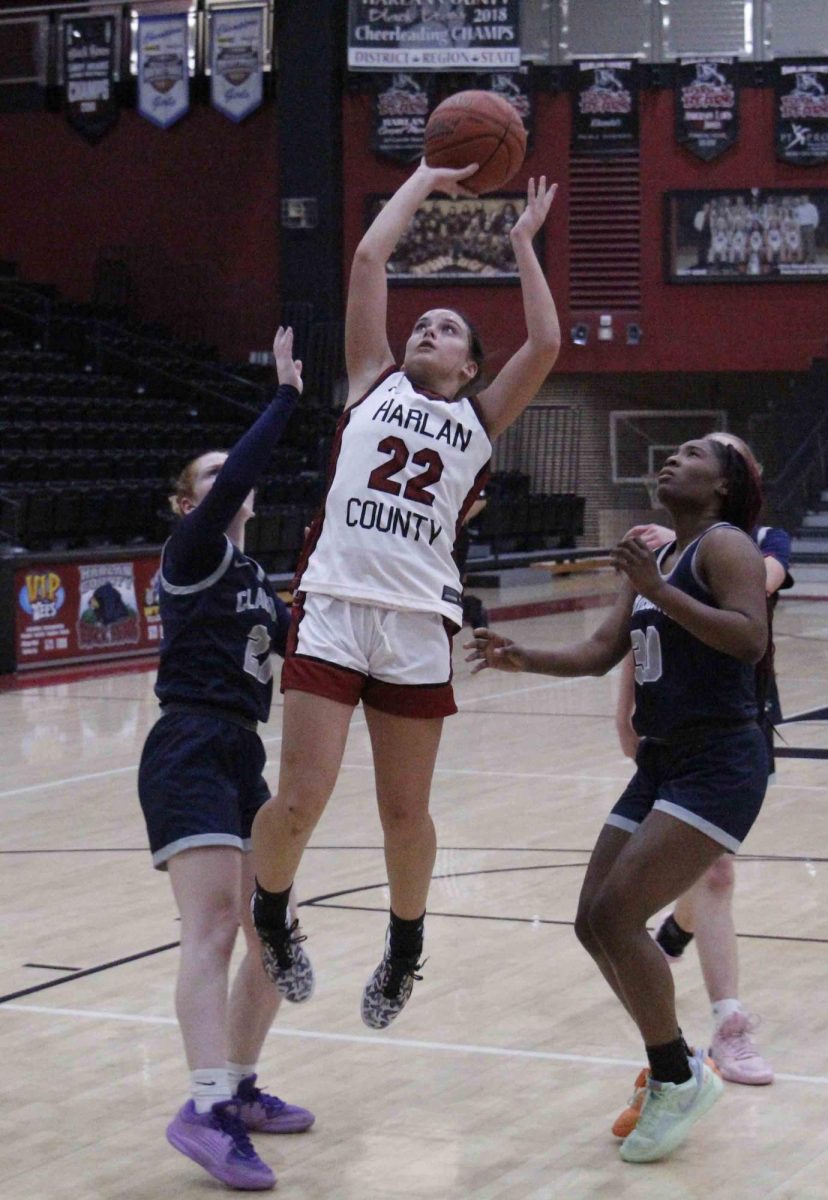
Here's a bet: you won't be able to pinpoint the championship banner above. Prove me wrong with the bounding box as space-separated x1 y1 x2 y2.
776 60 828 165
348 0 520 72
373 73 434 162
210 6 264 123
572 60 638 154
15 555 162 669
62 15 118 144
137 14 189 129
675 57 738 161
485 68 533 150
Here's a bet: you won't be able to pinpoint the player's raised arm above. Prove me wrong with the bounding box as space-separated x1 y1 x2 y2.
475 177 561 438
345 159 479 406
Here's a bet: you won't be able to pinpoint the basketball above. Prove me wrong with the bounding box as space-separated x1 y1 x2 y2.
424 90 527 195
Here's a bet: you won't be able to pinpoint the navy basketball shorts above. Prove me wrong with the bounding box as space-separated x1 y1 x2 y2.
138 710 270 870
607 724 769 853
281 592 457 718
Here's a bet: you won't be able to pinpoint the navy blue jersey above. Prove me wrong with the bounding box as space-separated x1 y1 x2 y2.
155 537 290 724
152 385 298 724
631 522 759 741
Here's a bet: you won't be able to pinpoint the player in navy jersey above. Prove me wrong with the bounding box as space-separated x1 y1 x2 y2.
467 434 770 1162
252 158 560 1030
609 437 792 1118
138 328 314 1192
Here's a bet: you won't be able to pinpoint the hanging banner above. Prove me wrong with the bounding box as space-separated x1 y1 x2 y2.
210 6 264 123
485 68 533 151
776 60 828 165
137 14 189 129
15 554 162 670
572 60 638 155
62 15 118 144
373 73 434 162
348 0 520 72
675 57 738 161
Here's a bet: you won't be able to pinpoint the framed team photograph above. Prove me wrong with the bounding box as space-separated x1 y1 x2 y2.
665 188 828 283
367 194 536 285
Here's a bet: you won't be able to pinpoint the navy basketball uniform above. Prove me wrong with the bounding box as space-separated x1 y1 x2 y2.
609 523 769 852
138 387 296 869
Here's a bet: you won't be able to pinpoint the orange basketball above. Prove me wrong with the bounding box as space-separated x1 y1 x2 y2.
424 90 527 195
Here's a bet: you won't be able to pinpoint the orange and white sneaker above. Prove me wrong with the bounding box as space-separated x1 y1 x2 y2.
612 1068 649 1138
612 1056 720 1137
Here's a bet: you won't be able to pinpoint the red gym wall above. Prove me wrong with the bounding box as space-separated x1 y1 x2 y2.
1 83 826 365
341 86 828 375
0 103 281 357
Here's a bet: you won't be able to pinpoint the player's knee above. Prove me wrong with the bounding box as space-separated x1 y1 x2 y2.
378 796 430 834
702 854 735 896
184 896 239 958
574 904 600 953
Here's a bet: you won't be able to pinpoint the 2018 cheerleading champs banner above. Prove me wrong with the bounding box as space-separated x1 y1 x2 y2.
137 13 189 129
348 0 520 72
675 57 739 161
210 6 264 123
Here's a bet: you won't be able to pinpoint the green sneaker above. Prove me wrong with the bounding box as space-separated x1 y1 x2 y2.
620 1054 723 1163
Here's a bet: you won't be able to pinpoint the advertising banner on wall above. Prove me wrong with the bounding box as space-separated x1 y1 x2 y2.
210 6 264 123
675 57 739 161
137 13 189 129
572 60 638 154
348 0 521 72
775 60 828 165
373 73 434 162
62 14 118 144
15 555 162 670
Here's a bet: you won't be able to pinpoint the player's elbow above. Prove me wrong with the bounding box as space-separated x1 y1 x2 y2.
532 329 561 369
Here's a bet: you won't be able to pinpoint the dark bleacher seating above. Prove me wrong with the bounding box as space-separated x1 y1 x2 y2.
0 291 330 563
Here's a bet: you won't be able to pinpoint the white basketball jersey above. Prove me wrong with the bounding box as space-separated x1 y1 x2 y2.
296 370 492 624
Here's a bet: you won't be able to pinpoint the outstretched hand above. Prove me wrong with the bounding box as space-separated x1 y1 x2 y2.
511 177 557 242
464 626 528 674
416 158 480 199
273 325 303 394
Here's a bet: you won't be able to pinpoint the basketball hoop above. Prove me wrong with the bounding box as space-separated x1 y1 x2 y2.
644 477 660 509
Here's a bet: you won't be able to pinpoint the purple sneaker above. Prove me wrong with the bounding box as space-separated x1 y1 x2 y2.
236 1074 315 1133
166 1099 275 1190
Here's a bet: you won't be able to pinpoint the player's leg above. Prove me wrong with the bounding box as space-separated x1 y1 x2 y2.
360 705 443 1029
692 855 773 1084
166 845 275 1189
227 854 316 1133
251 688 353 997
584 812 726 1162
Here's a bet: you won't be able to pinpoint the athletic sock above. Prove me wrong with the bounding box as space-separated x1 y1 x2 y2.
227 1062 258 1094
388 909 425 960
253 880 292 930
656 913 695 956
190 1067 232 1113
712 998 743 1032
646 1036 693 1085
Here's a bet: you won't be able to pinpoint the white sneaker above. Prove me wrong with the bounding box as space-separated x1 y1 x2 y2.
620 1053 723 1163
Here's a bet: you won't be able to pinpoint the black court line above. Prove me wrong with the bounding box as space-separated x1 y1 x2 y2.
303 862 589 906
24 963 81 972
3 846 828 862
304 902 828 947
0 941 179 1005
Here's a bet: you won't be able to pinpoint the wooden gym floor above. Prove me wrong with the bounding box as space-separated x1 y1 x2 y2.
1 589 826 1199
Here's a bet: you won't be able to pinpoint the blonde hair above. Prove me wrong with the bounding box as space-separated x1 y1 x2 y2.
168 451 227 516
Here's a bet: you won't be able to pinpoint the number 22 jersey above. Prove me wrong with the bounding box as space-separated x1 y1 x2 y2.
295 370 492 625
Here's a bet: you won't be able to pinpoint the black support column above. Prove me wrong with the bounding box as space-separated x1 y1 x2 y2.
275 0 344 322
